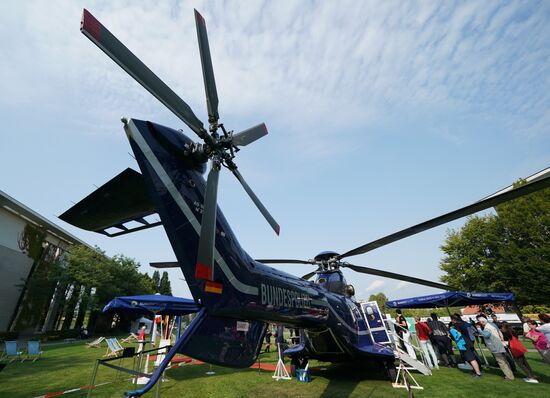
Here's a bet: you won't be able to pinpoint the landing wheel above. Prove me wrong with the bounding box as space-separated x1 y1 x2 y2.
384 359 397 381
290 357 299 376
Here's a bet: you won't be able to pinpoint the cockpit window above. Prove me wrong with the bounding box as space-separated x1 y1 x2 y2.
316 273 347 295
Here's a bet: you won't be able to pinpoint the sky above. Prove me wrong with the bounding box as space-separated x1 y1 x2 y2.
1 0 549 302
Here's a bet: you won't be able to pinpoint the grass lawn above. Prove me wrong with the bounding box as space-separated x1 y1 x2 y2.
1 339 550 397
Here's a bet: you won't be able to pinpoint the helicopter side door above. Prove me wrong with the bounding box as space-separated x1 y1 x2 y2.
361 301 391 344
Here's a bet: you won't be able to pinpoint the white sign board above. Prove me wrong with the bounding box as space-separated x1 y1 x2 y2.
236 321 250 332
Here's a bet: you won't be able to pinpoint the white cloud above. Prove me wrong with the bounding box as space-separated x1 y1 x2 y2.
2 1 547 155
364 279 386 292
395 281 411 290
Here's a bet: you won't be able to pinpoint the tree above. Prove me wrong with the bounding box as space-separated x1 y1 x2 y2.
63 246 156 331
152 270 161 293
440 184 550 306
12 224 65 331
368 292 388 313
159 272 172 295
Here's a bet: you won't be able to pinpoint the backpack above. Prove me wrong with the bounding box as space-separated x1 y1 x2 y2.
465 323 477 342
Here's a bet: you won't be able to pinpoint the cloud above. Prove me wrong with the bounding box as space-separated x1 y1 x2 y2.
2 1 548 157
395 281 411 290
364 279 386 292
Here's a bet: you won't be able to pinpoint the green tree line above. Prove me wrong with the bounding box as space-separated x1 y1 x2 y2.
439 182 549 308
14 240 173 334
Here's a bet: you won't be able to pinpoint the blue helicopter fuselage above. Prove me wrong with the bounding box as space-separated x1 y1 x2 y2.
124 118 394 366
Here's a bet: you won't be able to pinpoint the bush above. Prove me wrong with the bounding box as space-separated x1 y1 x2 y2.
521 305 550 314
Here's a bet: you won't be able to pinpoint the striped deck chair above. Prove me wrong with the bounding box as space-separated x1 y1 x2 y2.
23 341 43 362
104 338 124 357
121 333 138 343
87 336 105 348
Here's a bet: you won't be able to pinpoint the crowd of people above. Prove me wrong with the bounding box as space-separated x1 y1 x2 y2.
394 310 550 383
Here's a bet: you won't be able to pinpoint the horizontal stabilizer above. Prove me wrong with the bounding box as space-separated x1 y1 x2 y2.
59 168 160 236
150 262 180 269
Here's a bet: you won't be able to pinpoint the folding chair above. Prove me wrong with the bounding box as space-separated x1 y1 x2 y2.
121 333 138 343
87 336 105 348
3 341 23 363
23 341 43 362
104 338 124 357
113 338 124 352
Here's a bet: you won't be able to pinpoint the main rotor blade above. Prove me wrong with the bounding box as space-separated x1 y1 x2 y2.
232 169 280 235
150 262 180 268
338 174 550 260
232 124 268 147
80 9 206 138
344 263 454 291
255 259 315 265
301 271 317 281
195 164 220 280
194 9 219 122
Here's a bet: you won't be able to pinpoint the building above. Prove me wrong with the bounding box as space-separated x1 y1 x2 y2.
0 189 90 333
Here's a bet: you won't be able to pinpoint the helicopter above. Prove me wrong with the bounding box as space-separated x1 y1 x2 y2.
60 9 550 397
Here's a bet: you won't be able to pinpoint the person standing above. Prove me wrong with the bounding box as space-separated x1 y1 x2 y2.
522 316 532 336
476 316 514 380
394 309 406 351
414 317 439 369
427 313 456 367
137 325 147 353
525 320 550 366
451 314 482 365
537 314 550 342
264 328 272 353
490 313 503 329
449 323 482 378
501 322 538 383
395 310 416 359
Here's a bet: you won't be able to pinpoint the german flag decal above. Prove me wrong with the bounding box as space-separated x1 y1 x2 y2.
204 281 223 294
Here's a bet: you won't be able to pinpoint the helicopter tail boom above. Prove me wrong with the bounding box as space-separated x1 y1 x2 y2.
123 118 259 308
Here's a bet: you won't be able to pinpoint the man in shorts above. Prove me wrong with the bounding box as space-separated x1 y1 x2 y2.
450 317 482 377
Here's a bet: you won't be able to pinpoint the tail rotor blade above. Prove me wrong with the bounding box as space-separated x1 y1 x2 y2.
195 164 220 280
232 169 280 235
194 9 219 122
232 123 268 147
80 9 206 138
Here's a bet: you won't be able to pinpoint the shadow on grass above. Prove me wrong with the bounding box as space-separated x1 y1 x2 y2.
167 363 261 382
315 361 390 398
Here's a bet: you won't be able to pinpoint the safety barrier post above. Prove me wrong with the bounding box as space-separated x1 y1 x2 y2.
87 359 100 398
155 370 162 398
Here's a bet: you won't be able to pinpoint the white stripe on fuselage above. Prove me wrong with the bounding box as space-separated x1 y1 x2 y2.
124 119 258 296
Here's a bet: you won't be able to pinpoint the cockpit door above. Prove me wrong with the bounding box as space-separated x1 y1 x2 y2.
361 301 391 344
